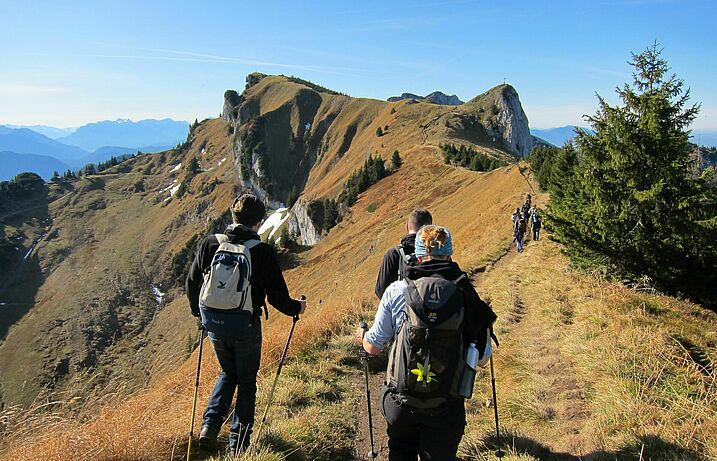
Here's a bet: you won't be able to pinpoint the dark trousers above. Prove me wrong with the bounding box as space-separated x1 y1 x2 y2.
532 225 540 241
381 391 466 461
202 322 262 451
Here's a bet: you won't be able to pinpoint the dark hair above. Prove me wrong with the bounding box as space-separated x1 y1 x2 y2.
231 194 266 226
408 208 432 232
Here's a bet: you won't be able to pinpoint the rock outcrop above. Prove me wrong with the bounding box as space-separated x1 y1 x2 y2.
286 200 322 246
388 91 464 105
462 85 533 158
222 90 243 122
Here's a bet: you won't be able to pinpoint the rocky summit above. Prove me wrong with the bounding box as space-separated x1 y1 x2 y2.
387 91 464 105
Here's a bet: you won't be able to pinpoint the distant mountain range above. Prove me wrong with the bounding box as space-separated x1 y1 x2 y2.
0 127 88 166
57 118 189 152
3 124 77 139
531 125 717 148
0 119 189 180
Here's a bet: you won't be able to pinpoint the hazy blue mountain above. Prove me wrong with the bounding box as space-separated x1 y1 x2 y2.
0 151 70 181
3 124 77 139
530 126 594 147
58 118 189 152
532 135 555 148
0 127 88 166
691 130 717 147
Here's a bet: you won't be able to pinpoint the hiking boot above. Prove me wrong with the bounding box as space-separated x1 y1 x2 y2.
198 425 219 450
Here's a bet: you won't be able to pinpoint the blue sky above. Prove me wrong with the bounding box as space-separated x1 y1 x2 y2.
1 0 715 129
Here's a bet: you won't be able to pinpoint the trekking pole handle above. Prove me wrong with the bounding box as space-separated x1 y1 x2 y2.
360 321 368 332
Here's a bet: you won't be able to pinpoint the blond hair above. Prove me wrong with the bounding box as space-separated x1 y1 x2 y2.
417 225 449 255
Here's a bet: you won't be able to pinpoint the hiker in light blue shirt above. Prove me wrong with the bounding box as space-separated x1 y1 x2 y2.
363 279 408 349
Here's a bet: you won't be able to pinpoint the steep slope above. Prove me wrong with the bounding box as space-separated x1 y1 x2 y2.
222 74 527 209
0 119 237 409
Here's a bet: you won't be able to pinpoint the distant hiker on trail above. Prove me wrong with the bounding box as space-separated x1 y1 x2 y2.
375 208 433 299
186 194 307 454
529 206 541 241
357 225 497 461
511 207 521 226
527 204 536 222
513 211 526 253
521 194 532 221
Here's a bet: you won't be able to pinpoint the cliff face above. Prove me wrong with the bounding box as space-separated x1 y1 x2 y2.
286 200 322 246
461 84 533 157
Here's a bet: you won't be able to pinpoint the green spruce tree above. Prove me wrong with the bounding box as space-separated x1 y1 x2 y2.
547 43 717 306
391 150 402 169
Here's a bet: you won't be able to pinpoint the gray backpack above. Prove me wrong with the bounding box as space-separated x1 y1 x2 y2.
386 274 466 408
199 235 260 312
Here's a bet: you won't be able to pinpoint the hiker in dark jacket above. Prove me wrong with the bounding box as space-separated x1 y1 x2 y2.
514 212 526 253
186 194 306 454
521 194 532 220
357 225 497 461
375 208 433 299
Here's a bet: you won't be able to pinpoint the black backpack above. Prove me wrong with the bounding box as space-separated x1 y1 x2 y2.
396 245 418 281
386 274 466 408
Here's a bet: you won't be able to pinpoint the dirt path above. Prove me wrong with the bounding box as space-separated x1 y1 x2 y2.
472 240 592 458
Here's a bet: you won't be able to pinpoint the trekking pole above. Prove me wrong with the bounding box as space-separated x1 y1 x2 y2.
252 296 304 451
186 326 206 461
359 321 378 459
489 355 505 458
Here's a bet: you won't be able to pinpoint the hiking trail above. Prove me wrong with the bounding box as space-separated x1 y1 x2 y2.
472 239 593 459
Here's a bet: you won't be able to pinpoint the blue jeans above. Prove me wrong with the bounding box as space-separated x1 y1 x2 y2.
515 231 524 253
202 321 262 451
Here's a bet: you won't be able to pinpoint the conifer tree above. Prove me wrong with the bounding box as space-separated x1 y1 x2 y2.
391 150 402 169
547 43 717 305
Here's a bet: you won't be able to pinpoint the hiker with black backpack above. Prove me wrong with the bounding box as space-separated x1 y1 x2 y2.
357 225 497 461
375 208 433 299
185 194 307 455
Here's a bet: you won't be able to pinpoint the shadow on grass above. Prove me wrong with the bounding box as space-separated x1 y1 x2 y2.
465 431 703 461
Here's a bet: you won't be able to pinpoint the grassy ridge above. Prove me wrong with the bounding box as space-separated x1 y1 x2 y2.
461 239 716 460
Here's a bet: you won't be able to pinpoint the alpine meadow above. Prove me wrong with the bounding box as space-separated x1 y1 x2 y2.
1 10 716 460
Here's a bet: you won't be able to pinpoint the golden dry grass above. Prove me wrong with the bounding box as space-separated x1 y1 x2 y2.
462 238 717 460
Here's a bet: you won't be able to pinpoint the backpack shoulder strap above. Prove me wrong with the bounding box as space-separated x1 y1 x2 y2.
243 238 261 249
453 273 468 286
215 234 229 244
